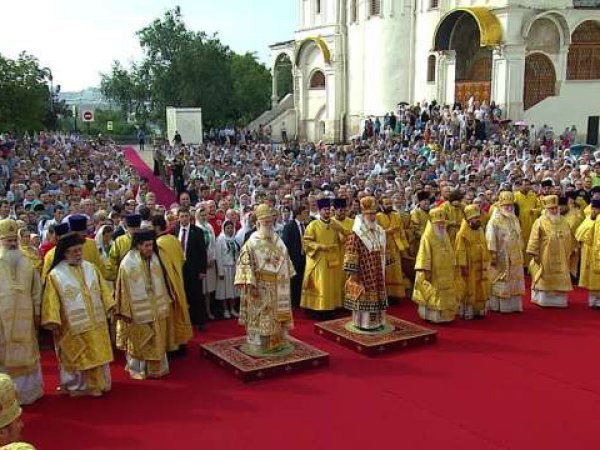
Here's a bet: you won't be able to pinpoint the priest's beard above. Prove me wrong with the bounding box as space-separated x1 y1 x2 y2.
547 211 560 223
257 224 274 239
433 224 447 239
364 218 377 231
0 247 21 272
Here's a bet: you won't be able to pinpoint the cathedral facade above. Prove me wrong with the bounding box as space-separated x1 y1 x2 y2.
258 0 600 143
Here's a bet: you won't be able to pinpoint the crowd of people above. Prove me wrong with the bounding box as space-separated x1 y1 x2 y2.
0 98 598 447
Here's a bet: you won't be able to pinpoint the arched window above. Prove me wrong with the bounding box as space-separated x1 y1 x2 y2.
567 20 600 80
430 0 439 8
316 0 321 14
427 55 436 82
524 53 556 110
309 70 326 89
370 0 381 16
350 0 358 23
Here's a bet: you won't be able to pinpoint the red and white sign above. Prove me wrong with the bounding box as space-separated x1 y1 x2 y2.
81 110 95 122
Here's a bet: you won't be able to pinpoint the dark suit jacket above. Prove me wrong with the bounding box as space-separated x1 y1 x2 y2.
244 227 257 244
281 220 305 274
172 224 207 277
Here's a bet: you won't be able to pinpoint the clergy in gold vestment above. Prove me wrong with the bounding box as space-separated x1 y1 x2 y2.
332 199 354 296
105 214 141 282
152 216 193 351
575 199 600 308
563 192 584 234
377 197 409 300
16 228 41 275
234 204 295 354
115 230 173 379
527 195 577 308
301 199 343 314
41 231 106 283
441 190 465 246
455 205 490 319
0 220 43 405
42 233 114 397
344 197 389 330
409 191 431 257
514 180 541 264
412 207 458 323
485 192 525 313
0 373 33 447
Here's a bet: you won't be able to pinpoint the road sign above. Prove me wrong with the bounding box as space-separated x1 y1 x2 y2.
81 110 95 122
107 121 113 131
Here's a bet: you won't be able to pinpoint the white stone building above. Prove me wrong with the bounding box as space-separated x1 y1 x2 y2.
253 0 600 144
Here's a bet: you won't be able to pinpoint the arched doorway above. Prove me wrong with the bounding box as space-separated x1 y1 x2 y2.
433 8 502 108
274 53 293 99
524 53 556 110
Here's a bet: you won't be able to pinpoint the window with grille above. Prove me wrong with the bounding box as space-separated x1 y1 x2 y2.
430 0 439 8
567 20 600 80
370 0 381 16
427 55 436 82
310 71 326 89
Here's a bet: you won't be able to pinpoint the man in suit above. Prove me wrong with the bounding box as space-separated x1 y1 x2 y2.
172 207 208 330
282 205 309 307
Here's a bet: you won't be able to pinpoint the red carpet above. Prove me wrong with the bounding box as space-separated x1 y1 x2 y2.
23 152 600 449
24 294 600 449
123 146 177 207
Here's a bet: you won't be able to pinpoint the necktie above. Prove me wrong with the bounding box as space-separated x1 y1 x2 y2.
181 228 187 253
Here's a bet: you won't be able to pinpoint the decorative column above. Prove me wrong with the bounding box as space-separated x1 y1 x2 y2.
492 44 526 120
271 67 279 109
437 51 456 105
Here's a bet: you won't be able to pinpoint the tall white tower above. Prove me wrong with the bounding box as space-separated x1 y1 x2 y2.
346 0 415 136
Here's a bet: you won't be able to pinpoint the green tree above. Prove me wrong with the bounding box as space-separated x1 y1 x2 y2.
231 52 272 124
100 7 272 129
0 52 51 132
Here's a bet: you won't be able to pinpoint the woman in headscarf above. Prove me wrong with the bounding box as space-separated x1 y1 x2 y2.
18 227 42 274
195 205 217 320
215 220 241 319
95 224 114 263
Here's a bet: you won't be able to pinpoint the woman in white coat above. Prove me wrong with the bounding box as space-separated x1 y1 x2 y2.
215 220 240 318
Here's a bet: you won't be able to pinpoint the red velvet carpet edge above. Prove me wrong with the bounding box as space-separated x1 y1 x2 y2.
21 149 600 450
123 146 177 207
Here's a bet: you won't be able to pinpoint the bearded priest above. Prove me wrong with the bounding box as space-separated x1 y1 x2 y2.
42 232 114 397
0 219 43 405
343 197 389 331
527 195 577 308
115 229 173 379
413 207 458 323
455 205 491 319
485 191 525 313
234 204 296 355
576 199 600 308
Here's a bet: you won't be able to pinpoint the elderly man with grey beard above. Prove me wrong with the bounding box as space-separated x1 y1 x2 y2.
0 219 43 405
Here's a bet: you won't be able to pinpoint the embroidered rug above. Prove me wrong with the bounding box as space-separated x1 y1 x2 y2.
315 315 437 356
200 336 329 382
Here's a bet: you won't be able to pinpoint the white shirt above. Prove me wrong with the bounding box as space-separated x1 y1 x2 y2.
178 225 190 253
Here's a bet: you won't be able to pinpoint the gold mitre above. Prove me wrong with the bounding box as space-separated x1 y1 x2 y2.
360 196 377 214
498 191 515 206
0 374 22 429
464 204 481 221
0 219 18 241
542 195 559 209
429 207 447 224
1 443 37 450
254 204 274 221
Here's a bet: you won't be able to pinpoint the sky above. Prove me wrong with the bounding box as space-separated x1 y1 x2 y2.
1 0 296 92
